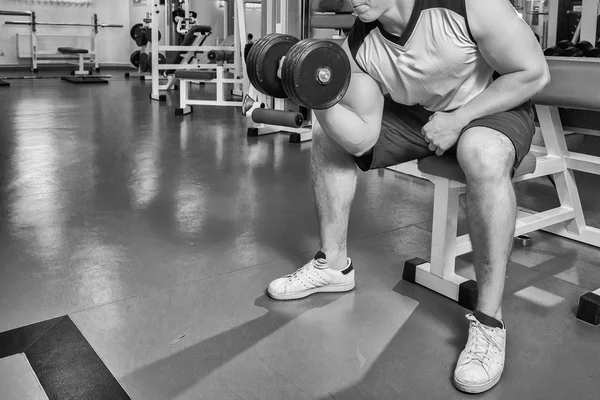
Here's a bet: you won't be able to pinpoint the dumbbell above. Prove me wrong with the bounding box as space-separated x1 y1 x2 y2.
246 33 351 110
558 46 584 57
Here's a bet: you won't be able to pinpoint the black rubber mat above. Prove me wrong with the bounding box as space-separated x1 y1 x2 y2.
0 316 130 400
0 80 9 86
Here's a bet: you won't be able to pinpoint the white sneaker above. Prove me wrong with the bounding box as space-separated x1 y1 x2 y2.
267 251 355 300
453 313 506 394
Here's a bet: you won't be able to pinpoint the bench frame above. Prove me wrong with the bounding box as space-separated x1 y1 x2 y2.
403 103 600 325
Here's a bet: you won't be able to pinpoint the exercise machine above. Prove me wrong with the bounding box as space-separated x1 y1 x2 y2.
2 10 123 73
147 0 248 104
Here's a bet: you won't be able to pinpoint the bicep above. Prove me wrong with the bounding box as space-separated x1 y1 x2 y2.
338 40 385 122
466 0 548 76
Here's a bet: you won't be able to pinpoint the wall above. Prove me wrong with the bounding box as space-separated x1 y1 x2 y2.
0 0 130 66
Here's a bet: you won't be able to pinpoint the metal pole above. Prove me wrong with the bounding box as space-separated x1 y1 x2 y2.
580 0 599 43
0 10 32 16
4 20 123 28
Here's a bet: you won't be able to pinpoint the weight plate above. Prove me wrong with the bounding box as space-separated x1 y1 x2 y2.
145 29 162 43
575 40 594 53
139 52 149 73
249 33 299 98
558 46 583 57
130 50 141 68
543 46 561 56
556 40 574 49
130 23 143 41
282 40 351 110
281 39 317 106
585 48 600 58
246 36 266 92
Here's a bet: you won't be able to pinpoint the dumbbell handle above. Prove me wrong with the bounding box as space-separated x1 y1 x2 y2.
276 56 286 80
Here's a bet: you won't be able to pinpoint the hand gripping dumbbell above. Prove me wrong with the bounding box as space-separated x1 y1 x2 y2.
246 33 351 110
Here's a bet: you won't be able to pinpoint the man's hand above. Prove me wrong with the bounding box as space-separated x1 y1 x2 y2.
422 112 469 156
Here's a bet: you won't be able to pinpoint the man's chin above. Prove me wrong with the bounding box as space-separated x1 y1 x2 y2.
355 13 376 23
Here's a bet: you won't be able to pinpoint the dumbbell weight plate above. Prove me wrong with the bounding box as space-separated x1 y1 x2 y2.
281 38 317 106
130 50 141 68
139 52 149 73
556 39 574 49
575 40 594 53
281 39 351 110
543 46 562 56
558 46 584 57
585 48 600 58
247 33 299 98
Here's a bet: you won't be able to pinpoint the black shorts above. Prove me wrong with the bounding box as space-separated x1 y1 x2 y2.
355 97 536 172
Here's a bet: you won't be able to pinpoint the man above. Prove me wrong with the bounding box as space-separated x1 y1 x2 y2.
268 0 550 394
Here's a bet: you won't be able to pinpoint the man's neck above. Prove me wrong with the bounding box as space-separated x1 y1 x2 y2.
378 0 416 37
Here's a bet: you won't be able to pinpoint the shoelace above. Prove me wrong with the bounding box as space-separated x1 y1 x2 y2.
289 259 316 279
288 258 328 280
465 320 501 367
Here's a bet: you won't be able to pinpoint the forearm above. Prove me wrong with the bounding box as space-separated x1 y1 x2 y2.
314 104 381 156
453 71 549 125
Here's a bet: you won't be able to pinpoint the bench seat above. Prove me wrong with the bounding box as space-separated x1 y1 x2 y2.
174 70 218 80
418 152 537 184
57 47 89 54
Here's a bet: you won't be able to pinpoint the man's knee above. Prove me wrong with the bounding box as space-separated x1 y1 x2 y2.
457 127 515 183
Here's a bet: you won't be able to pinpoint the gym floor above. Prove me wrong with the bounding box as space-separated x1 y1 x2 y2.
0 71 599 400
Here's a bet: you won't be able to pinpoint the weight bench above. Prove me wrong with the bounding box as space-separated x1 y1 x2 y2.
174 67 243 113
402 58 600 326
58 47 108 84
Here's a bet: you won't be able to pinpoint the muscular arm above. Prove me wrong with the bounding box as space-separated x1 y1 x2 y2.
312 40 384 157
453 0 550 124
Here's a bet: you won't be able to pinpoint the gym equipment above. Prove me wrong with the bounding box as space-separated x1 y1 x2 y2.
146 53 167 72
247 33 299 98
574 40 595 53
0 80 9 87
514 235 533 247
140 53 149 73
130 51 141 68
544 46 563 56
131 23 148 46
585 48 600 57
130 24 162 46
2 10 123 72
246 33 351 110
251 109 304 128
208 50 235 63
148 0 248 104
400 58 600 325
558 46 585 56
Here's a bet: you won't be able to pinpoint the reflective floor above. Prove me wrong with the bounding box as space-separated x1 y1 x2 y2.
0 72 599 399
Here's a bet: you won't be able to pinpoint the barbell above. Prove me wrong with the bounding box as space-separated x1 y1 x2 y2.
246 33 351 110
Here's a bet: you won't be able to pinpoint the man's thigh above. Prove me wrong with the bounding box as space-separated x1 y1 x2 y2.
354 98 536 172
354 97 433 171
449 101 536 172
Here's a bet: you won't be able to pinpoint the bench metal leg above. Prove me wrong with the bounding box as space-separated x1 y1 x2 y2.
403 176 477 310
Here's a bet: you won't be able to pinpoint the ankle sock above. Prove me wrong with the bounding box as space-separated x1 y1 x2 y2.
473 310 504 329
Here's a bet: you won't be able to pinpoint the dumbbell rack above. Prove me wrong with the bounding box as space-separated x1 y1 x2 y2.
125 16 152 81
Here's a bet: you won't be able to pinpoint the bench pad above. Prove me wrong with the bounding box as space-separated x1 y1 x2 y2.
418 152 537 184
174 70 217 80
57 47 89 54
